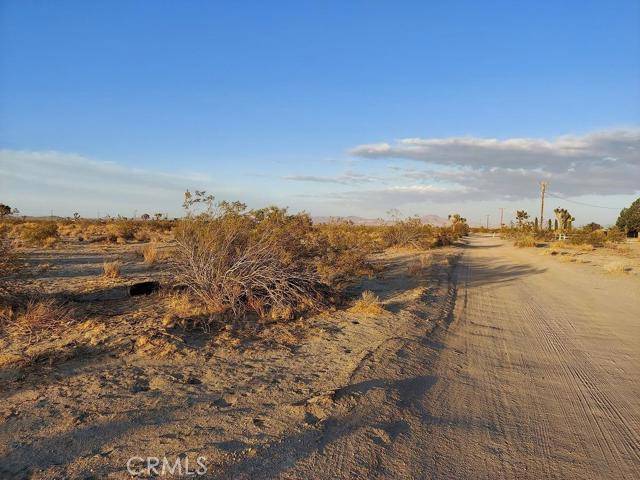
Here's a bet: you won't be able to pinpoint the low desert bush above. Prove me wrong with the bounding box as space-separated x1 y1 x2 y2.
134 229 151 242
569 229 607 247
380 217 435 249
603 261 630 274
350 290 385 315
21 222 59 246
106 219 138 242
0 232 17 297
174 198 327 321
313 221 375 285
102 261 121 278
514 235 536 248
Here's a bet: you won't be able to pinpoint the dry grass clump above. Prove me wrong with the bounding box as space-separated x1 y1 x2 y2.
20 221 59 246
554 241 595 252
140 242 159 265
102 260 121 278
514 235 537 248
161 292 212 329
603 261 631 274
350 290 385 315
407 261 422 276
3 299 76 344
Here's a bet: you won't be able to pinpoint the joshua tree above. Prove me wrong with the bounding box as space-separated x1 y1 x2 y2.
554 208 575 232
73 212 81 221
0 204 12 218
141 213 150 221
154 213 163 221
534 217 539 231
448 213 469 236
515 210 529 228
547 219 552 230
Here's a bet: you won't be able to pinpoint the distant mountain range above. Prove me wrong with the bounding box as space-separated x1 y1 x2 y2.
312 214 450 226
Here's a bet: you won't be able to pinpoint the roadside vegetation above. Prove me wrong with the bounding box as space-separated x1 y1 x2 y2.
0 193 469 349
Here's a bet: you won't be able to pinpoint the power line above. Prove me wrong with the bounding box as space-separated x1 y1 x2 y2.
546 193 624 210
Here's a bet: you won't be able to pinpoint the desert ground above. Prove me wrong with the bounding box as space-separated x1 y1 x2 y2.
1 234 639 479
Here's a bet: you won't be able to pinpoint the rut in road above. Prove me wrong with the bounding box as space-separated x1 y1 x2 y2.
226 235 640 480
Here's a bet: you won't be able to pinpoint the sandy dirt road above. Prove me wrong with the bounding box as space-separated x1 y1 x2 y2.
240 235 640 479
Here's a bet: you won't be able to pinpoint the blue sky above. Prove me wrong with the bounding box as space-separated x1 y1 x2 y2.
1 0 639 225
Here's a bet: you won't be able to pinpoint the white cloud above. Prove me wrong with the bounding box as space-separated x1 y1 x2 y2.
349 128 640 199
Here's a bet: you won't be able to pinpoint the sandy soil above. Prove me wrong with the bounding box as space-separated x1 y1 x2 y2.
2 236 639 479
216 235 640 480
0 241 459 479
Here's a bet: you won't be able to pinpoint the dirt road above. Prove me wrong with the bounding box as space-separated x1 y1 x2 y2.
241 235 640 479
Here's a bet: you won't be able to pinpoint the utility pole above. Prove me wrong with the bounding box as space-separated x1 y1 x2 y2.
539 181 548 231
485 214 490 229
499 208 504 227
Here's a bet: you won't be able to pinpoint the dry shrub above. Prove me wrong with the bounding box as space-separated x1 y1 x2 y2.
134 229 151 242
103 260 121 278
141 243 159 264
514 235 536 248
380 218 435 249
603 261 630 274
106 219 138 242
0 232 17 296
174 201 326 321
4 299 75 344
570 229 607 247
313 221 375 285
21 222 59 245
350 290 385 315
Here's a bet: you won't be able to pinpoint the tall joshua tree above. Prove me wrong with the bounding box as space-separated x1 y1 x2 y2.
515 210 529 229
553 208 574 232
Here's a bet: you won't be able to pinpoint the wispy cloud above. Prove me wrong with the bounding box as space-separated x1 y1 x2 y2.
0 150 218 216
282 171 383 185
349 128 640 199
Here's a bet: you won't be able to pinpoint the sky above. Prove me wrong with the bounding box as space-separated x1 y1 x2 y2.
1 0 639 226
